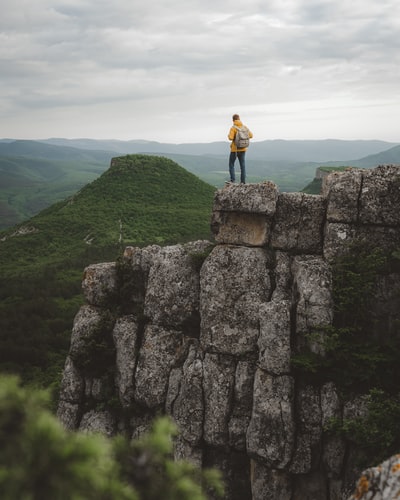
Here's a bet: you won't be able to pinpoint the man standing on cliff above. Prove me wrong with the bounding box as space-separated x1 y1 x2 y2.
227 114 253 184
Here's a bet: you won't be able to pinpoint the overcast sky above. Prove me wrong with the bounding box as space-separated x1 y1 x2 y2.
2 0 400 143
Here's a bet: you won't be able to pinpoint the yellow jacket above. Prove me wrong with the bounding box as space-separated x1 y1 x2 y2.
228 119 253 152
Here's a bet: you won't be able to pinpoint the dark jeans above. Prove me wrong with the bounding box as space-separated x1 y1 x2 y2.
229 151 246 183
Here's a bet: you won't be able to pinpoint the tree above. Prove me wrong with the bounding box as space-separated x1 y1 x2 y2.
0 376 223 500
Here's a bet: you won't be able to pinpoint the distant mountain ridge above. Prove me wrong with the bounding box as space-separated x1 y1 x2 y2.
0 139 115 161
320 144 400 168
0 140 117 229
40 137 398 162
2 138 400 229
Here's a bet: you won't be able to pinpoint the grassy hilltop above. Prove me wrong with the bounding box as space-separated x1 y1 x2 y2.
0 155 216 393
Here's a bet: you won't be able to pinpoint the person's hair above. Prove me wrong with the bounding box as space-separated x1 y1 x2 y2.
232 114 240 121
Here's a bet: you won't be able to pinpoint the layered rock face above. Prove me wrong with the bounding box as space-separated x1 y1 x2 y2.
57 165 400 500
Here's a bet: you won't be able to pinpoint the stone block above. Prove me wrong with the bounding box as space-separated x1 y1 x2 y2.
112 315 139 408
82 262 117 306
291 256 333 347
167 344 204 446
323 222 356 261
246 371 295 467
203 353 236 447
144 244 201 328
250 461 292 500
213 181 279 214
359 164 400 226
258 300 291 374
211 211 270 246
200 245 273 356
228 361 256 450
134 324 187 409
324 168 363 223
271 193 326 253
289 385 321 474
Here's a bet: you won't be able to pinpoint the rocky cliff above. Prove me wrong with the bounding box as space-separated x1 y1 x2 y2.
57 164 400 500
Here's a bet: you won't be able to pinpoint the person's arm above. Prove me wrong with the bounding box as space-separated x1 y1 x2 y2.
228 126 236 141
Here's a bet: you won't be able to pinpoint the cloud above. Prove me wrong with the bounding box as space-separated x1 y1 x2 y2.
1 0 400 142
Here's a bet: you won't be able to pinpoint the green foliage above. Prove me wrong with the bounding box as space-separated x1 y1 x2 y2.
292 242 400 468
0 155 215 394
114 416 224 500
291 243 400 395
301 178 322 194
0 375 137 500
332 244 387 325
292 325 400 394
0 376 223 500
0 148 111 229
326 389 400 467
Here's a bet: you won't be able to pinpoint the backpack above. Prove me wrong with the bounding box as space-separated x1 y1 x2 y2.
234 125 250 149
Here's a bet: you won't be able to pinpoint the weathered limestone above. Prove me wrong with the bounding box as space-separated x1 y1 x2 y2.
134 324 187 409
213 181 279 214
258 300 291 374
203 353 236 447
211 182 278 246
228 361 255 450
250 462 292 500
323 168 363 223
79 409 116 437
348 454 400 500
112 315 139 408
246 371 295 468
358 164 400 226
290 385 322 474
144 243 204 327
292 255 333 353
167 343 204 448
200 245 272 356
271 192 326 253
57 165 400 500
82 262 117 307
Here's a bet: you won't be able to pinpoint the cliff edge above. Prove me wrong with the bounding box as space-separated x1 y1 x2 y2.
57 164 400 500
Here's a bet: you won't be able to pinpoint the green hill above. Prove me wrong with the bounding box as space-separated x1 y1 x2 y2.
2 139 398 230
0 155 216 394
0 141 114 229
